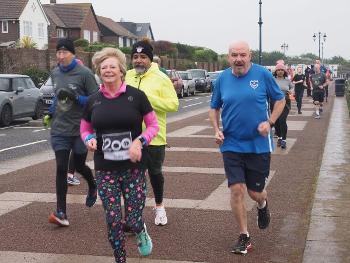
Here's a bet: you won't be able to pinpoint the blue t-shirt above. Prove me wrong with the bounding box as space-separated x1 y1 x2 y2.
210 64 284 153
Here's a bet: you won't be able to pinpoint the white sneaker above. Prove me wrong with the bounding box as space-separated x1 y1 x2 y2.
154 207 168 226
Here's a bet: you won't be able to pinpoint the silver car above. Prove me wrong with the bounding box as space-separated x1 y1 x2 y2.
0 74 43 126
178 71 196 96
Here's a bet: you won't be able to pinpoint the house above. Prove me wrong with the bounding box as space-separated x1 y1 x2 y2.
0 0 50 49
97 16 138 48
118 21 155 41
42 0 100 44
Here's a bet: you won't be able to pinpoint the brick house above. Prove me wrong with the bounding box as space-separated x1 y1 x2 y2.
118 21 155 41
42 0 101 44
0 0 50 49
97 16 138 48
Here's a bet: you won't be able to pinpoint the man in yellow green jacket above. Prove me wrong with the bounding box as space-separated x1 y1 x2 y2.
126 40 179 226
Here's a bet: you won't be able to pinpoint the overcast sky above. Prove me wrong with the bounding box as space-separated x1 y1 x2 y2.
42 0 350 60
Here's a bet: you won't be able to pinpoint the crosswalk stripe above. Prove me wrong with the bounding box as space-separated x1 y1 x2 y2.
0 251 205 263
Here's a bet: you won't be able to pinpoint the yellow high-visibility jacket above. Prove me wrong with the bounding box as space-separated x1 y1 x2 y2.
126 63 179 145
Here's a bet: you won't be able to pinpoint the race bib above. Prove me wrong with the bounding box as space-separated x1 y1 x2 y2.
102 132 132 161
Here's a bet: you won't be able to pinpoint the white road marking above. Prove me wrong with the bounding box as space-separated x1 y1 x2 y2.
184 97 201 102
167 126 210 137
0 140 47 153
33 129 47 133
196 171 275 211
14 126 42 129
0 124 21 130
182 102 203 108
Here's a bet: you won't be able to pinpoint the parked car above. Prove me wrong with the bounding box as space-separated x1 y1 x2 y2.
166 69 184 98
187 69 211 93
0 74 43 126
208 71 222 90
39 76 54 113
178 71 196 96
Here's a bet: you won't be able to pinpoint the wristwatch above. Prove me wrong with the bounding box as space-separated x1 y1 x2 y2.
138 136 147 147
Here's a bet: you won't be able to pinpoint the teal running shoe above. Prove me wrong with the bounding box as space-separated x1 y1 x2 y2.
136 223 153 256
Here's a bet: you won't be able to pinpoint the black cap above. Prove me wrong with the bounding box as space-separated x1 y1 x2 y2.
131 40 153 61
56 38 75 54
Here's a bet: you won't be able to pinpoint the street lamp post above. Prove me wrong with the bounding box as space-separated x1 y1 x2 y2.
281 42 288 56
258 0 263 65
313 32 327 61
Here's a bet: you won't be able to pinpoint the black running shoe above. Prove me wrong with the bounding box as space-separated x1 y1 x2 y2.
277 138 282 147
257 199 271 229
231 234 252 255
86 187 97 207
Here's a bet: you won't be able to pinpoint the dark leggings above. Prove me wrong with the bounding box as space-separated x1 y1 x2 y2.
275 106 290 140
144 145 165 205
67 151 75 174
55 150 95 214
294 87 304 112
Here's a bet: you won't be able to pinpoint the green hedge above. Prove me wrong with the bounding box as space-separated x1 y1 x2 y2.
21 66 49 87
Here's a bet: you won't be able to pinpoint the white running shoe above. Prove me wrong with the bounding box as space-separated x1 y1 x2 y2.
154 207 168 226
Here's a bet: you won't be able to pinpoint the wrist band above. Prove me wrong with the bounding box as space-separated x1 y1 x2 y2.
138 135 147 147
84 134 96 143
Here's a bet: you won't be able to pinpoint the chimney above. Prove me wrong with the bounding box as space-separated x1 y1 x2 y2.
50 0 56 4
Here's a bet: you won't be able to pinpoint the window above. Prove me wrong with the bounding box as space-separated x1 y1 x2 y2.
126 38 130 47
23 21 32 36
118 36 123 47
92 31 98 43
83 30 90 43
13 78 28 90
2 20 8 33
0 78 10 91
24 78 36 89
38 23 44 38
56 28 66 38
136 26 142 32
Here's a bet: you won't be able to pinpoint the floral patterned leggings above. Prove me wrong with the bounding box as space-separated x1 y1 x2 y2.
95 168 146 263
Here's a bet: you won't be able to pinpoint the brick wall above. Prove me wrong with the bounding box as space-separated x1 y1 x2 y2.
0 47 222 74
0 20 20 43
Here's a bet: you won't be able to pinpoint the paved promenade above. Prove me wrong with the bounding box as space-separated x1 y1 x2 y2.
303 94 350 263
0 83 349 262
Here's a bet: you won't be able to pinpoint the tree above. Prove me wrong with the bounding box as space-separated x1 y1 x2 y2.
328 56 349 65
175 43 195 60
193 48 218 62
153 40 178 58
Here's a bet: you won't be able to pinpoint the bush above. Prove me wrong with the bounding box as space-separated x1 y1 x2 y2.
83 42 118 52
74 38 89 48
120 46 131 54
21 66 49 87
19 36 37 49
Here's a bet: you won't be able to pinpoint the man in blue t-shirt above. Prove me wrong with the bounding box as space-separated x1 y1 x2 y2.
209 41 285 255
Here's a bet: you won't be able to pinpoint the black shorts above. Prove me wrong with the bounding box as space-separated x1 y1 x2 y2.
313 90 325 103
222 152 271 192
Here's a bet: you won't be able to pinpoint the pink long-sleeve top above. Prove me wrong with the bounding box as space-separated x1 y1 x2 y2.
80 82 159 144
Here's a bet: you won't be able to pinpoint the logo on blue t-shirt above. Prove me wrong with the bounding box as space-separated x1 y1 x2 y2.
250 80 259 89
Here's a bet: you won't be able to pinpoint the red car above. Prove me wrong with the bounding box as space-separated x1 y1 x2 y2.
166 69 184 98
